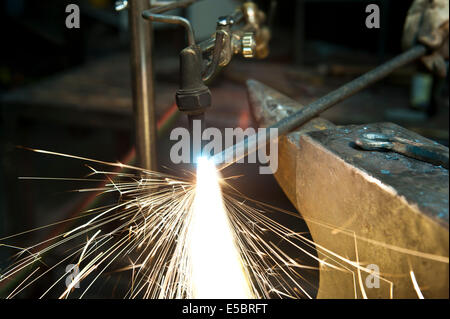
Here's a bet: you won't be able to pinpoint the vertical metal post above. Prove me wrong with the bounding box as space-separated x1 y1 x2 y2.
128 0 157 170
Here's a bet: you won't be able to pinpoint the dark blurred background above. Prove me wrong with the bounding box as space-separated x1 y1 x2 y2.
0 0 448 298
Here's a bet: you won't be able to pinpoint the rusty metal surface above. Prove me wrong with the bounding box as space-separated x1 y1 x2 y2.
308 123 449 228
248 80 449 298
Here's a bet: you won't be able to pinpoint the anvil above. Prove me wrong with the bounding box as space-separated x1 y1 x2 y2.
247 79 449 298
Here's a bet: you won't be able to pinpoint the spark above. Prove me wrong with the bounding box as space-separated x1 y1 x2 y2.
409 270 424 299
0 148 447 299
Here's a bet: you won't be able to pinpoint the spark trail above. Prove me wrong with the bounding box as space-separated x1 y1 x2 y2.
0 148 443 298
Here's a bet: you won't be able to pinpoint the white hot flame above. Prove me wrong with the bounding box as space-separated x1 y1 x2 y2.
187 157 253 298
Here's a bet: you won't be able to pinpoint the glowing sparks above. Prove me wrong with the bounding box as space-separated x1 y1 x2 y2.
1 148 448 299
409 270 424 299
187 157 253 298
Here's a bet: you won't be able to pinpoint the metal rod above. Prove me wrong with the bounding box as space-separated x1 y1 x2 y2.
212 45 427 170
129 0 157 170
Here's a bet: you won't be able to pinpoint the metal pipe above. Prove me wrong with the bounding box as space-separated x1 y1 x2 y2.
212 45 428 170
142 12 196 46
151 1 177 9
115 1 187 11
142 0 204 53
151 0 199 14
129 0 157 170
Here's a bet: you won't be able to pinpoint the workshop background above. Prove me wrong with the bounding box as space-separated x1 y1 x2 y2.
1 0 448 298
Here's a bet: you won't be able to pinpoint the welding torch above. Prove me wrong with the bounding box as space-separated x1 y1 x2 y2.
212 45 428 170
142 0 270 161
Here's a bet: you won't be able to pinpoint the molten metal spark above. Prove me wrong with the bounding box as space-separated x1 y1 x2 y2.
410 270 424 299
0 148 447 299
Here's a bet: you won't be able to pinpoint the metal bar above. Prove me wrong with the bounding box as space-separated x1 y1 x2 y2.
213 45 427 170
129 0 157 170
